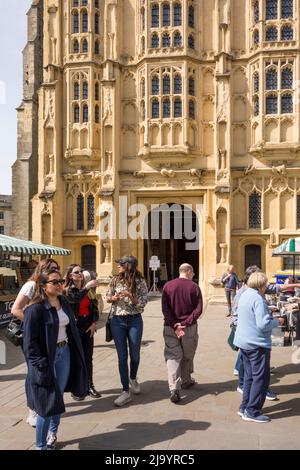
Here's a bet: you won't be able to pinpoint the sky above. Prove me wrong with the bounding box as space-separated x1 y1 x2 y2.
0 0 32 195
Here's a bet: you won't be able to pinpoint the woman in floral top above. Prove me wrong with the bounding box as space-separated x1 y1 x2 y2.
106 256 148 407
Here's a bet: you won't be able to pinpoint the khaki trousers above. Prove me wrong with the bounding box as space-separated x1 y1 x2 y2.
163 323 199 391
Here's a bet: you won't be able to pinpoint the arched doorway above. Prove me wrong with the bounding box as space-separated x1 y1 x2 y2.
245 244 262 270
81 245 96 273
144 204 199 286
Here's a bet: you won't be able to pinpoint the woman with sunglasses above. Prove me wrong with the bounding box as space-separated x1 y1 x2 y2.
106 256 148 407
64 264 101 400
23 269 87 450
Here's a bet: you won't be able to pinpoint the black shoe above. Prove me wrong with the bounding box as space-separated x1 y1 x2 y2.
71 393 85 402
88 384 102 398
170 390 181 403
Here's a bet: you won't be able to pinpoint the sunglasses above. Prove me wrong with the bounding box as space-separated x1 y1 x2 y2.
72 269 84 275
46 279 65 286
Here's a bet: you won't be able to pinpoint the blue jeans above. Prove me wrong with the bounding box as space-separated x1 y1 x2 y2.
235 351 244 389
36 344 70 449
110 314 143 392
240 347 270 417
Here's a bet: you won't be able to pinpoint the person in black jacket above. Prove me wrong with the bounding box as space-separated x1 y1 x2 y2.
64 264 101 400
23 269 87 450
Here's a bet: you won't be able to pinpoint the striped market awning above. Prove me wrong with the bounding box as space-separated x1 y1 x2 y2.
272 237 300 256
0 235 71 256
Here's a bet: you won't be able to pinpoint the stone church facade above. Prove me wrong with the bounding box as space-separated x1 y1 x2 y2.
12 0 300 298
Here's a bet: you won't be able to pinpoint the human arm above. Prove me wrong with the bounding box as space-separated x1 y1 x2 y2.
11 294 29 320
23 305 48 369
180 287 203 328
162 287 177 329
254 297 280 332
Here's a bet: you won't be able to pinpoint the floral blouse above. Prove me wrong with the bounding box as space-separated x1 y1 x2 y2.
106 276 148 316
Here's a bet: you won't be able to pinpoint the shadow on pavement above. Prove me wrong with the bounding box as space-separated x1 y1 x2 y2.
263 397 300 420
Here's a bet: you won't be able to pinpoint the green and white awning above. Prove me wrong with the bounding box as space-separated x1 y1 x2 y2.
0 235 71 256
272 237 300 256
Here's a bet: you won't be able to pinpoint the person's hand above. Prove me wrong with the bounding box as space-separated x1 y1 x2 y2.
174 324 186 338
278 317 286 326
85 280 100 290
86 322 97 337
269 305 278 313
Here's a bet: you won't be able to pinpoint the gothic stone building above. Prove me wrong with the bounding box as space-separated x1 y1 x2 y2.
12 0 300 298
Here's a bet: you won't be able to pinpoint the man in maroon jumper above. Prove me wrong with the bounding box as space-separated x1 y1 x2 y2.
162 264 203 403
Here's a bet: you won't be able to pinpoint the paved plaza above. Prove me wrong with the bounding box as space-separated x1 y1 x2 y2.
0 298 300 450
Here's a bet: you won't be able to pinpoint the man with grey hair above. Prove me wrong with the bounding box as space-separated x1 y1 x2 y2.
162 264 203 403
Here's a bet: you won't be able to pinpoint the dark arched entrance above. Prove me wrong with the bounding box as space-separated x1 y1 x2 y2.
245 244 262 270
81 245 96 273
144 204 199 286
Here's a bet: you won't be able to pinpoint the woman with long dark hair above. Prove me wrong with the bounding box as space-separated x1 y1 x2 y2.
106 256 148 407
23 269 87 450
64 264 101 399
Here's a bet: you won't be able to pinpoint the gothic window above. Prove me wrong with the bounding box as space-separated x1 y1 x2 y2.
77 195 84 230
87 195 95 230
95 83 99 101
163 75 170 94
95 13 100 34
151 33 159 48
297 195 300 228
249 193 261 229
253 0 259 23
95 40 99 54
141 8 145 30
174 97 182 117
73 39 80 53
174 74 182 94
74 104 80 123
141 100 145 120
174 3 182 26
265 26 278 41
95 0 99 7
163 3 170 26
82 10 88 33
162 32 171 47
82 38 88 53
253 72 259 93
281 93 293 113
281 25 293 40
74 82 80 100
152 75 159 95
188 34 195 49
189 5 195 28
254 95 259 116
266 0 278 20
141 36 145 53
189 100 195 119
83 82 88 100
281 0 293 18
281 68 293 89
151 4 159 27
173 31 182 47
95 105 100 123
189 76 195 95
73 0 79 6
82 0 88 6
141 78 145 97
266 68 277 90
152 99 159 118
73 11 79 33
266 94 278 114
83 104 89 122
163 98 171 118
253 29 259 46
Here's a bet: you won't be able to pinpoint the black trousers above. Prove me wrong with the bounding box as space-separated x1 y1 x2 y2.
77 317 94 384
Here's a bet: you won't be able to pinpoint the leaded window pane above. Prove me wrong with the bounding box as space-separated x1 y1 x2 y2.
189 100 195 119
281 25 293 40
163 4 170 26
188 34 195 49
189 5 195 28
266 68 277 90
141 9 145 30
95 105 100 123
88 195 95 230
152 100 159 118
83 105 89 122
74 105 80 123
82 11 88 32
249 193 261 229
163 75 170 94
174 32 182 47
174 75 182 94
73 0 79 6
95 40 99 54
152 4 159 27
174 3 182 26
73 40 80 53
77 195 84 230
254 30 259 45
82 38 88 53
83 82 88 99
162 33 171 47
174 98 182 117
254 73 259 93
95 0 99 8
141 79 145 97
82 0 88 6
95 14 99 34
163 99 171 118
95 83 99 100
74 82 80 100
189 77 195 95
266 0 278 20
254 1 259 23
152 76 159 95
265 26 278 41
266 94 278 114
151 33 159 48
281 94 293 113
297 195 300 228
281 68 293 89
281 0 293 18
73 12 79 33
254 95 259 116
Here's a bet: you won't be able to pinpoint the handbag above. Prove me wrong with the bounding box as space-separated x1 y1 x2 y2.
105 307 113 343
5 318 24 347
227 325 238 351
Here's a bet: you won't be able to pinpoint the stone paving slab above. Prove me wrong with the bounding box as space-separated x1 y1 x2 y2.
0 299 300 450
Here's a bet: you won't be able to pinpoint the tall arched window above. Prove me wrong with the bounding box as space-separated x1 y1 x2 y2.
95 40 99 54
82 0 88 5
95 0 99 7
189 5 195 27
73 0 79 6
152 75 159 95
189 100 195 119
281 94 293 113
266 26 278 41
83 82 88 100
266 68 277 90
163 75 170 94
254 95 259 116
281 68 293 89
95 105 100 123
141 8 145 30
253 72 259 93
73 39 80 53
87 195 95 230
74 82 80 100
174 31 182 47
95 13 100 34
151 33 159 48
162 32 171 48
266 0 278 20
95 82 99 101
174 3 182 26
266 94 278 114
151 4 159 27
83 104 89 122
82 38 88 53
249 192 261 228
253 29 259 46
253 0 259 23
174 74 182 94
163 98 171 118
82 10 88 33
152 99 159 118
77 195 84 230
74 104 80 123
174 97 182 117
141 78 145 97
73 11 79 33
188 34 195 49
189 76 195 95
281 0 293 18
163 3 170 26
281 25 293 40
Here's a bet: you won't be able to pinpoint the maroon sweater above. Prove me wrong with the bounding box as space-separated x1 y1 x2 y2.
162 278 203 329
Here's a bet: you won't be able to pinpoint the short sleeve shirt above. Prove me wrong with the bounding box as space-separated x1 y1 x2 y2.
19 281 36 301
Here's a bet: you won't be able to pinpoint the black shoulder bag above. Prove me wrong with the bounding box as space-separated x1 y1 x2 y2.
6 318 24 347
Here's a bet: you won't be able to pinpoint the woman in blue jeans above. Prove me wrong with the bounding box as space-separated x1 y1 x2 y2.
106 256 148 407
23 269 87 450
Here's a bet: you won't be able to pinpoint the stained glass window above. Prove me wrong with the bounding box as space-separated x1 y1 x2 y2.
74 105 80 123
189 5 195 28
152 99 159 118
266 68 277 90
189 77 195 95
162 33 171 47
188 34 195 49
174 31 182 47
281 25 293 40
74 82 80 100
152 75 159 95
73 11 79 33
88 195 95 230
151 33 159 48
281 0 293 18
249 193 261 229
73 39 80 53
266 94 278 114
152 4 159 27
83 104 89 122
281 93 293 113
189 100 195 119
163 98 171 118
163 75 170 94
174 3 182 26
163 4 170 26
266 0 278 20
77 195 84 230
266 26 278 41
174 75 182 94
281 68 293 89
82 11 88 32
174 98 182 117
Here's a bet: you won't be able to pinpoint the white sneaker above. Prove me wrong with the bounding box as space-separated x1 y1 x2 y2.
26 410 37 427
237 386 243 394
129 378 141 395
114 391 132 407
233 369 239 376
46 432 57 450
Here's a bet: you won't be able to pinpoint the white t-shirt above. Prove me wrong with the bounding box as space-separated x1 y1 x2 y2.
57 308 70 343
19 281 36 301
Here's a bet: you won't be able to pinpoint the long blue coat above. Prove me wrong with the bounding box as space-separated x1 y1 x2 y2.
23 296 88 418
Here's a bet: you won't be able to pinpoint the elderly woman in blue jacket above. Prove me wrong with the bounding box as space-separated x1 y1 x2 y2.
23 269 87 450
234 272 285 423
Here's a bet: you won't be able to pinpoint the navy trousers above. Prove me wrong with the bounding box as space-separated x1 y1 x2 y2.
240 347 270 417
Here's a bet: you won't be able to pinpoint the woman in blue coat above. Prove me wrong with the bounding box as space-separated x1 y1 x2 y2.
23 269 87 450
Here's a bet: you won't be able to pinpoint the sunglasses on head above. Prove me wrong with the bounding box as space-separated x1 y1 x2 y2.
46 279 64 286
72 269 84 275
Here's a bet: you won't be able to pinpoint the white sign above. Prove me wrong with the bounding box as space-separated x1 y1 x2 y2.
149 256 160 270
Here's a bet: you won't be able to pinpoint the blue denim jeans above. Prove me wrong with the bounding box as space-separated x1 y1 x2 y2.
235 351 244 389
36 344 70 449
110 314 143 392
